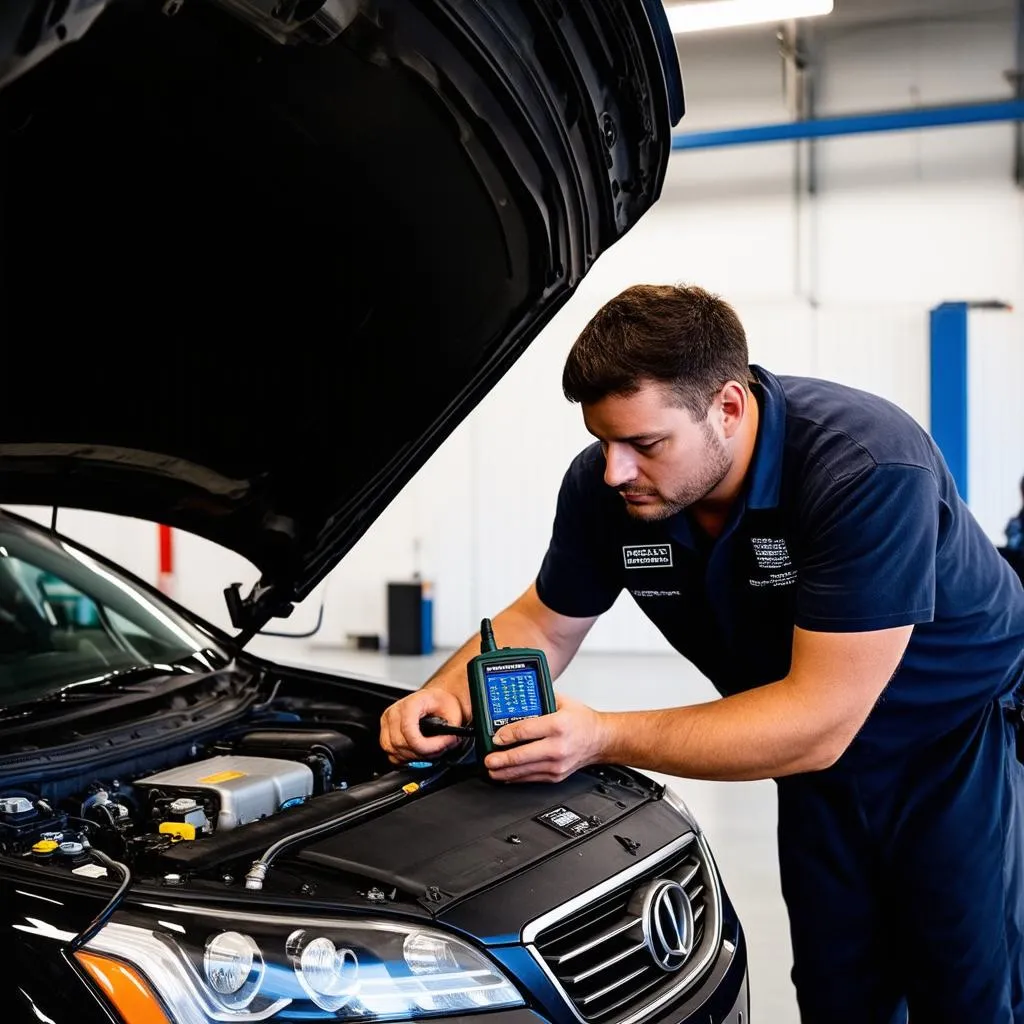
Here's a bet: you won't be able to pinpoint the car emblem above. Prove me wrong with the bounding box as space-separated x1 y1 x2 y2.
636 879 695 972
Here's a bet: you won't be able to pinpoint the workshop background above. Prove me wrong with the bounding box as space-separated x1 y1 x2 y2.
5 0 1024 1019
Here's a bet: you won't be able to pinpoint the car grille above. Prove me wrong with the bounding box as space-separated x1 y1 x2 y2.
525 833 721 1024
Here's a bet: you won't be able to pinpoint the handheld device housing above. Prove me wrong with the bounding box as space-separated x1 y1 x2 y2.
466 618 556 757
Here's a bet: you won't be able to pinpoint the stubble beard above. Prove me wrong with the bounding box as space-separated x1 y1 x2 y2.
622 422 732 521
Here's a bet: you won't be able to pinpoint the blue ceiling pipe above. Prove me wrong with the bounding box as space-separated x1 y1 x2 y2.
672 98 1024 150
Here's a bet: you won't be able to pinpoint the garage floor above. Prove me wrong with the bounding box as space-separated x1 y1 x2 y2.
248 638 800 1024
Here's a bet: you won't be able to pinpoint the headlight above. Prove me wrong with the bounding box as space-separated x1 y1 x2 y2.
74 906 524 1023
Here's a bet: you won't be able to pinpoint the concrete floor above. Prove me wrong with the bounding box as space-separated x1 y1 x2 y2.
248 638 800 1023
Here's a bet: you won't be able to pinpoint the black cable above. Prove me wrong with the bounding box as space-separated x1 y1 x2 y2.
68 849 132 953
66 812 113 833
418 715 474 738
257 596 326 639
244 761 454 890
249 677 282 712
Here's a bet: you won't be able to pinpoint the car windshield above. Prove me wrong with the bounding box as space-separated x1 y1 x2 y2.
0 516 228 706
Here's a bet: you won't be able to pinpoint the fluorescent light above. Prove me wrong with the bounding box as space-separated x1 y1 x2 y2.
666 0 833 34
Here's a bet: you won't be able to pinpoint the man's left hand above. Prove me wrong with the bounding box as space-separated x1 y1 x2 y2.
484 694 608 783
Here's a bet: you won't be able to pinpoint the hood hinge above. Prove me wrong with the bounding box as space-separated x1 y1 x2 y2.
224 580 295 638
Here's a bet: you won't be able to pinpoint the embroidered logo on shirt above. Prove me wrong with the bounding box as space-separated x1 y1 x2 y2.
630 589 682 598
623 544 673 569
749 536 797 588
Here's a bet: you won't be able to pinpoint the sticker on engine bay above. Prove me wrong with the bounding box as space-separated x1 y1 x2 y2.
199 769 247 784
536 805 597 838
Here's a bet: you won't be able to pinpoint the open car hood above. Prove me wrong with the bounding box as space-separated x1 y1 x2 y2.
0 0 682 634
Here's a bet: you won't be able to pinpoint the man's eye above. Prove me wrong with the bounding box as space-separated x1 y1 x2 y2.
634 440 662 453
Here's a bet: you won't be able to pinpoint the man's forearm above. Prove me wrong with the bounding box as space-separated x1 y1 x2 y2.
596 677 854 781
484 626 905 785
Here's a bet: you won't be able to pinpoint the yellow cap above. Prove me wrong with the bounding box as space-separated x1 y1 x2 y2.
402 782 420 795
159 822 196 841
32 839 59 854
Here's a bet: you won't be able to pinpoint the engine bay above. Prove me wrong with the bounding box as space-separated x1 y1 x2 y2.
0 662 662 919
0 684 393 881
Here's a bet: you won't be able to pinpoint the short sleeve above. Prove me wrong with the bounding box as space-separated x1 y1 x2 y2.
794 463 939 632
535 454 622 618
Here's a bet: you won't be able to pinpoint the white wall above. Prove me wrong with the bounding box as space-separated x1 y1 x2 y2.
7 4 1021 654
968 309 1024 544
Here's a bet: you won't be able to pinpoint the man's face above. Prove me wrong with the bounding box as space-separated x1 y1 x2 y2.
582 381 732 521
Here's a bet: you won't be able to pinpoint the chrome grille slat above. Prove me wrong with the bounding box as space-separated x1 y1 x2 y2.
548 917 643 966
578 966 650 1005
527 832 723 1024
676 860 700 888
595 970 666 1018
539 899 632 955
565 941 648 985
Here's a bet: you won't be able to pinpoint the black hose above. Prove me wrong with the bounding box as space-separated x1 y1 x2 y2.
244 759 457 890
68 809 117 833
243 782 425 889
68 849 132 953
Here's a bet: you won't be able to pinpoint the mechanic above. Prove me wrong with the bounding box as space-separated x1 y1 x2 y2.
380 283 1024 1024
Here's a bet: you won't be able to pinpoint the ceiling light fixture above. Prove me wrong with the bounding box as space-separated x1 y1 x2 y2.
665 0 834 34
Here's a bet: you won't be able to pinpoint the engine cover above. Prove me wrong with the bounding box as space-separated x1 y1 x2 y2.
135 755 314 830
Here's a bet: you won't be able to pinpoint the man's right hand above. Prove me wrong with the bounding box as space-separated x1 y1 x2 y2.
380 687 468 765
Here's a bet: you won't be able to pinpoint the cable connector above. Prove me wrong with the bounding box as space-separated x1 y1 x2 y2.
419 715 473 738
244 861 268 891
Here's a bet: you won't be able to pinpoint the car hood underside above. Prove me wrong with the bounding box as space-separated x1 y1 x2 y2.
0 0 676 633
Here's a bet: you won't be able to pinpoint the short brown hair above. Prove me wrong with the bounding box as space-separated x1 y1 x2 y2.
562 283 752 418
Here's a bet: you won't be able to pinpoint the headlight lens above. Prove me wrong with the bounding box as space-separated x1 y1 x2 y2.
204 931 263 1007
289 931 360 1012
78 907 523 1023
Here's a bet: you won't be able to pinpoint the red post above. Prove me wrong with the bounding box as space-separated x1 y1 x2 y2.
158 524 174 596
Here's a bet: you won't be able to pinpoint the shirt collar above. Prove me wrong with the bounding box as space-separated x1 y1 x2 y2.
746 364 787 511
665 365 787 548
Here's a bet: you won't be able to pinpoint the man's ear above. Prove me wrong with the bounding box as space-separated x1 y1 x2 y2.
718 381 748 440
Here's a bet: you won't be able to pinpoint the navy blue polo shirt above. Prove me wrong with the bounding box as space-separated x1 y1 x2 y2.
536 366 1024 764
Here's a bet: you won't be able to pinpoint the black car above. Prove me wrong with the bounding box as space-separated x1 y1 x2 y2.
0 2 748 1023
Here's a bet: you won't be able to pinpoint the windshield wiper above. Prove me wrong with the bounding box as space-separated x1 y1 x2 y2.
0 648 232 710
10 664 191 707
59 664 193 693
0 666 245 736
0 656 237 720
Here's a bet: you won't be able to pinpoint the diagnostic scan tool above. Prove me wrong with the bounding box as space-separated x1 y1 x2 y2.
419 618 556 758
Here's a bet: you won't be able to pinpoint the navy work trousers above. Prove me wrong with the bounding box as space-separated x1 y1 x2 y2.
777 696 1024 1023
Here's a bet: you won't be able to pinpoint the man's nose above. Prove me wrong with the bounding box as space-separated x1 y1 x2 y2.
603 445 636 489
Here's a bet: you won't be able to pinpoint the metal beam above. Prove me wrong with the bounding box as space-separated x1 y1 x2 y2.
779 20 818 193
672 98 1024 150
929 303 969 502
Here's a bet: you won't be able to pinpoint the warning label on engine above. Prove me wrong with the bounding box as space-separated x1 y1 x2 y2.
536 805 597 838
199 770 247 784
